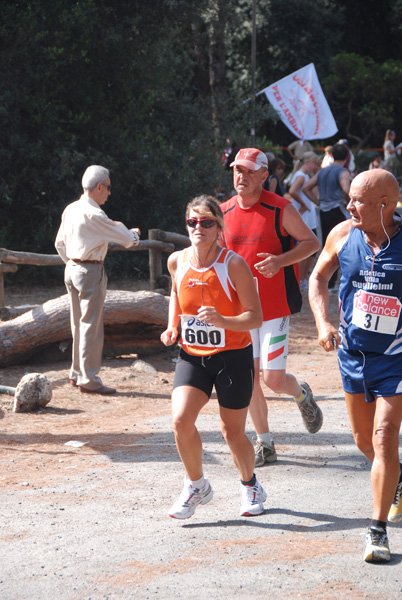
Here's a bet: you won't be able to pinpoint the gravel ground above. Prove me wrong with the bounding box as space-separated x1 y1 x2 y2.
1 291 402 600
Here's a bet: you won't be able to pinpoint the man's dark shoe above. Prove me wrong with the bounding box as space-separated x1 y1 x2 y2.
70 379 77 387
79 385 116 395
297 382 323 434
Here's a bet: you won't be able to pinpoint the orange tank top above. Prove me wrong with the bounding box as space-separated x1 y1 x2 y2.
176 246 251 356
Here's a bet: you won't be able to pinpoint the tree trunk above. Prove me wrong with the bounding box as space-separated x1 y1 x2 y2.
0 290 169 367
208 0 229 146
191 17 210 96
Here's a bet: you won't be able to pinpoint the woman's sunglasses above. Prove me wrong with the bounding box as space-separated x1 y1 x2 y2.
186 218 216 229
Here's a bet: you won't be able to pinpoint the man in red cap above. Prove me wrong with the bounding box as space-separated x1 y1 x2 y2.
220 148 323 467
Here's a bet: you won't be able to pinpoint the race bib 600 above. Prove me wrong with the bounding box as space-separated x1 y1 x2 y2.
181 314 225 348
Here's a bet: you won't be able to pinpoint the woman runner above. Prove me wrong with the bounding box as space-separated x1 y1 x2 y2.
161 195 265 519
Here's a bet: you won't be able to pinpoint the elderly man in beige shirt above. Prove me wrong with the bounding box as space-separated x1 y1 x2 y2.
55 165 140 395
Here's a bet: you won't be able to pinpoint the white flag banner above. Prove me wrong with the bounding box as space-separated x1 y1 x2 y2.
261 63 338 141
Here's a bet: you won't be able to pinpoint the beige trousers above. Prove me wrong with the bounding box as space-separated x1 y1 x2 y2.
65 261 107 389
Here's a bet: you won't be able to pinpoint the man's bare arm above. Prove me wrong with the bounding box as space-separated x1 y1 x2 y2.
302 172 319 205
308 220 352 352
339 170 351 203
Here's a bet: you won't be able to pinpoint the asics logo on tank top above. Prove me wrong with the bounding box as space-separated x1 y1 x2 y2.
188 278 207 287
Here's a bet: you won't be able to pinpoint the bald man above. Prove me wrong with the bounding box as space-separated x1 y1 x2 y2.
309 169 402 563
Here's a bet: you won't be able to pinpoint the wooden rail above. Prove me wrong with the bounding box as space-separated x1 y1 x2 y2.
0 229 190 308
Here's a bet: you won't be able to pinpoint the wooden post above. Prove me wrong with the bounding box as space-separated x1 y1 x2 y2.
0 263 19 308
0 272 3 308
148 229 162 290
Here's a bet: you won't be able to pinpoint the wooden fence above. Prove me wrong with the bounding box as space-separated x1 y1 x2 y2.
0 229 190 308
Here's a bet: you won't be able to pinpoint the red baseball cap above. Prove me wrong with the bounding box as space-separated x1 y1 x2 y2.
230 148 268 171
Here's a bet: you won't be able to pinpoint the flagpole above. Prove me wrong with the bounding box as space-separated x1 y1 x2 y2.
251 0 256 145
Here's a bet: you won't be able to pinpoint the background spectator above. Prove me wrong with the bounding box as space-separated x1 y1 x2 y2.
321 145 333 168
264 158 286 196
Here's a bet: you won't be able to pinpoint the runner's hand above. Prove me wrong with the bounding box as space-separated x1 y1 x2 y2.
197 306 223 327
254 253 281 278
160 328 178 346
318 327 340 352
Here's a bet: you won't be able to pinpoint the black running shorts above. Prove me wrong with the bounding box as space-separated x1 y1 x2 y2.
173 345 254 409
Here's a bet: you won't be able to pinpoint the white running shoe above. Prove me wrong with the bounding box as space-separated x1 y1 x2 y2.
169 478 213 519
388 479 402 523
240 480 267 516
364 527 391 563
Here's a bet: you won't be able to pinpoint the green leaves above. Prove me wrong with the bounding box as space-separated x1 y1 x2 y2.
2 0 402 286
324 52 402 149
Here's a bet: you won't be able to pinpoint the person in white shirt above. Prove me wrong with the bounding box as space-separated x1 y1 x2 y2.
383 130 402 173
285 139 314 186
288 152 321 289
369 153 385 170
55 165 140 395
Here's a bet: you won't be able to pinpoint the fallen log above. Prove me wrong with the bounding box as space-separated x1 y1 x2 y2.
0 290 169 367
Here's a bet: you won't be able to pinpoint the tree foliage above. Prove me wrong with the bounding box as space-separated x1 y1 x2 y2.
324 52 402 150
1 0 402 284
0 0 220 276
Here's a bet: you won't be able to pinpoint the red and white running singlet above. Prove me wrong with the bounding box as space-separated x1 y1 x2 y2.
220 190 302 321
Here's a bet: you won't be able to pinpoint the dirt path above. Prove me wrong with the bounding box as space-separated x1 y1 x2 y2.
1 290 401 600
